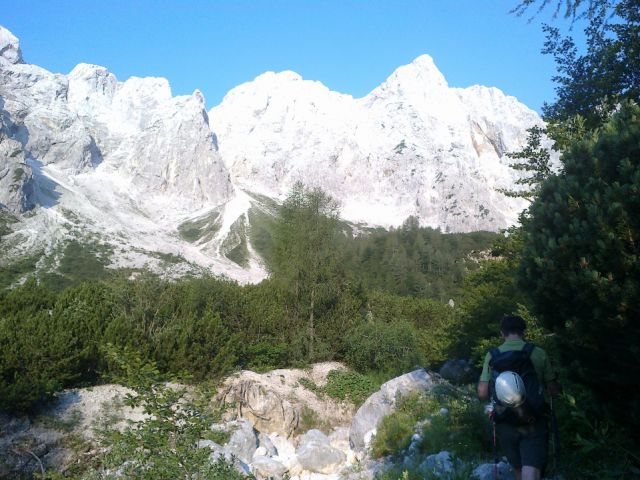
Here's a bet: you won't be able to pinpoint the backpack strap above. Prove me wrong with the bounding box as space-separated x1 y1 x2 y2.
488 347 501 366
522 342 535 357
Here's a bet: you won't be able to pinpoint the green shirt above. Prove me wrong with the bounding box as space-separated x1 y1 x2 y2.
479 339 556 384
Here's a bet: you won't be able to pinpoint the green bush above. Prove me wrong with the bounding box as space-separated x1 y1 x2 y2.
345 319 424 376
372 388 489 461
86 346 251 480
299 369 380 407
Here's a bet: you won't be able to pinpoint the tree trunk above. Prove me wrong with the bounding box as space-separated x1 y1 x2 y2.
309 286 315 360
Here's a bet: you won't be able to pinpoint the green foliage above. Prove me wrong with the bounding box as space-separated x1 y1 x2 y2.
299 369 380 407
499 126 553 201
222 214 249 267
0 250 43 290
366 289 458 366
178 209 221 243
375 463 473 480
540 0 639 134
372 408 415 458
86 345 251 480
345 319 423 377
41 241 113 291
0 280 85 412
343 217 498 301
520 104 640 435
372 388 489 461
0 209 15 239
271 182 346 361
322 369 380 406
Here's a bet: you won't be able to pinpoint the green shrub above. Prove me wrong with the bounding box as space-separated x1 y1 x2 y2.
298 369 380 407
88 346 251 480
322 369 379 407
372 388 489 461
345 319 423 376
373 409 415 458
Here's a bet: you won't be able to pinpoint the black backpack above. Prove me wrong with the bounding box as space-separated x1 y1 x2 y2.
489 342 549 425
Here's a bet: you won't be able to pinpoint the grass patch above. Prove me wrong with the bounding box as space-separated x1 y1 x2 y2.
0 250 43 290
298 369 380 407
12 167 25 183
372 386 489 461
222 215 249 267
244 190 280 213
178 210 221 243
247 207 278 267
40 240 113 291
152 251 185 265
0 210 16 239
296 405 333 435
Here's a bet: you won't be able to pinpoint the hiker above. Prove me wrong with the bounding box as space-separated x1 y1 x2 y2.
477 314 562 480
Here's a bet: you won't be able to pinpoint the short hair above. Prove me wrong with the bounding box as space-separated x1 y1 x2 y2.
501 315 526 336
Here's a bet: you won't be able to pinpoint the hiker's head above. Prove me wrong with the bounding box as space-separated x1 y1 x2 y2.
500 314 526 337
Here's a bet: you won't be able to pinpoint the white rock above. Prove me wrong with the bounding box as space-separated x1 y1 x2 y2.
296 429 346 474
418 450 455 477
473 461 516 480
0 26 23 65
251 455 288 479
349 369 433 451
210 55 554 234
223 419 257 464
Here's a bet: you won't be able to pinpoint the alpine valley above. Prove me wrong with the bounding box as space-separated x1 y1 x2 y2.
0 25 544 284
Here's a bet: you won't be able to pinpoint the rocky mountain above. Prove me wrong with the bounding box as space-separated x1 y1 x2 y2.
0 25 544 284
211 55 539 231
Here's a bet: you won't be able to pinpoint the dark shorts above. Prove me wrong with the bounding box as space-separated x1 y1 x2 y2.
496 420 548 470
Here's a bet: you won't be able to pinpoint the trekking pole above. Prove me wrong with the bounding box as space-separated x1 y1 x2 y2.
487 403 499 480
550 397 560 479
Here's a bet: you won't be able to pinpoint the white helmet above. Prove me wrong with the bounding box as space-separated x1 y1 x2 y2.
495 371 526 407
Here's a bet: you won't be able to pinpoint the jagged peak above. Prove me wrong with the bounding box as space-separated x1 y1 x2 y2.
254 70 303 82
0 25 24 66
69 63 112 78
383 54 448 88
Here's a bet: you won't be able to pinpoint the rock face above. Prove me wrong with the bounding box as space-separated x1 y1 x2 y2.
0 384 143 478
295 429 347 474
349 369 434 451
0 26 22 66
0 24 552 284
0 110 34 213
211 55 547 233
217 363 355 437
223 419 258 464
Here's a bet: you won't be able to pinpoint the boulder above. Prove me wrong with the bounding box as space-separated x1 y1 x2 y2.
222 419 257 464
418 450 455 477
473 461 515 480
218 378 299 437
269 433 297 468
217 364 356 439
296 429 346 474
349 369 433 451
251 455 288 479
439 359 478 385
257 432 278 457
328 426 350 452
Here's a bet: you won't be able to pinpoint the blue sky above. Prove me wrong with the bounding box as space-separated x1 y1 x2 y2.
5 0 584 112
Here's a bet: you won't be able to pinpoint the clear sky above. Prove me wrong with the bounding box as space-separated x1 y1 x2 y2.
4 0 585 113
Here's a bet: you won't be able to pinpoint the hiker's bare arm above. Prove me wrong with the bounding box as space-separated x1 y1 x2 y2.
477 381 489 400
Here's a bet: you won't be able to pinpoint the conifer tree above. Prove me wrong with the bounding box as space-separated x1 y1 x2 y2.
520 103 640 431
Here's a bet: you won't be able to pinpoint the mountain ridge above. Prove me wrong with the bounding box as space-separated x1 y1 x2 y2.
0 25 547 284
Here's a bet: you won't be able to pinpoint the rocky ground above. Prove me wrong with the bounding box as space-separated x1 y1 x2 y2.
0 363 511 479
